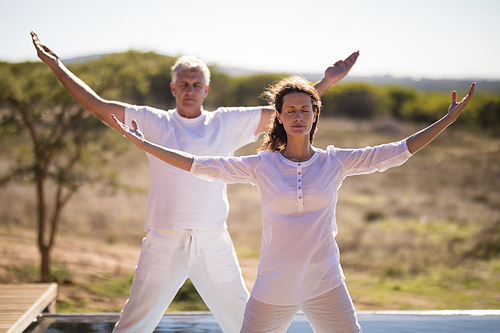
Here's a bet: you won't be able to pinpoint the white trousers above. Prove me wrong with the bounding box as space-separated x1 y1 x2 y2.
113 229 250 333
240 282 362 333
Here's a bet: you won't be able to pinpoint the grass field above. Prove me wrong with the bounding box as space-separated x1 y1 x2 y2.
1 116 499 312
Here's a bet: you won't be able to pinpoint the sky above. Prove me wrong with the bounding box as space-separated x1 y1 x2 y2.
1 0 499 81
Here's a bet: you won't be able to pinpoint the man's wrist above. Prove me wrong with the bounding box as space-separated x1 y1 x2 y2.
324 75 341 86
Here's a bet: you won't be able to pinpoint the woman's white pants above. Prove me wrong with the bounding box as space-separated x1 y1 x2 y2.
113 228 250 333
241 282 362 333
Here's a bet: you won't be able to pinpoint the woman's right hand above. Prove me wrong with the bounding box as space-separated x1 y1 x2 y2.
111 115 146 149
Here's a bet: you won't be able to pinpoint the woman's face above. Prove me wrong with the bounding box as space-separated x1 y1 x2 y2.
277 92 317 138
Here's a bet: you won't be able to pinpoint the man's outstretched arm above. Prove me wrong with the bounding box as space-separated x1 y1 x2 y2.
314 51 359 96
31 31 126 130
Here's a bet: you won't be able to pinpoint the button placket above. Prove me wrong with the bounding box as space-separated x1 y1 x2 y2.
296 163 304 212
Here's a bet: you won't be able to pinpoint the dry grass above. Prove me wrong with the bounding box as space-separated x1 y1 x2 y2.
1 116 499 311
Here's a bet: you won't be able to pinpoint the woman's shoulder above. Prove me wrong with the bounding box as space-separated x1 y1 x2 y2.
242 150 281 166
249 150 271 163
257 149 274 156
323 145 339 155
257 149 286 160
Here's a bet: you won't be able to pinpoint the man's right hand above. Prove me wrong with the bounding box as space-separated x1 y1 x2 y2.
31 31 60 67
30 31 126 127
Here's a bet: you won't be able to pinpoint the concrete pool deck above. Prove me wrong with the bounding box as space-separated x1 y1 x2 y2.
23 310 500 333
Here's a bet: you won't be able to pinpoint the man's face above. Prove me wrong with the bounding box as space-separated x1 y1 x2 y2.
170 70 209 118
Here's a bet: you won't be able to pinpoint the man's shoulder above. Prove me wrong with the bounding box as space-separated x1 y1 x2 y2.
127 104 172 113
208 106 262 121
210 106 261 113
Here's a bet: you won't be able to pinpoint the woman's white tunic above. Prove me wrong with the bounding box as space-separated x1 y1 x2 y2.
190 140 412 305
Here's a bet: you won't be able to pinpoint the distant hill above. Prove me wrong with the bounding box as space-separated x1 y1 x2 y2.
296 73 499 95
64 54 103 64
64 54 500 95
338 75 500 94
219 67 500 95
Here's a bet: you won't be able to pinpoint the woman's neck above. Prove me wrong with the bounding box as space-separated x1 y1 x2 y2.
280 137 315 162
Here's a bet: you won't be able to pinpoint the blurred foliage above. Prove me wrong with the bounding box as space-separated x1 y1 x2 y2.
71 51 177 110
2 52 499 139
321 83 389 119
169 279 209 311
89 274 135 299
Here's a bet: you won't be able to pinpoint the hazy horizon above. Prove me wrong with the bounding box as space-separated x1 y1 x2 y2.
2 0 499 81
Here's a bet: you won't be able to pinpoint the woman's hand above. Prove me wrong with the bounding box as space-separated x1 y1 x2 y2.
447 82 476 123
111 114 194 171
111 115 145 149
405 82 476 154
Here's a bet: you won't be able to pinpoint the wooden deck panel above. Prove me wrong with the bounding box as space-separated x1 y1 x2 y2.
0 283 57 333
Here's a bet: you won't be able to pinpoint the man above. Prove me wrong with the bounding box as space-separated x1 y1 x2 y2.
31 31 359 332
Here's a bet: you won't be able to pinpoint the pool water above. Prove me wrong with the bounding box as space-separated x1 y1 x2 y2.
24 311 500 333
24 313 312 333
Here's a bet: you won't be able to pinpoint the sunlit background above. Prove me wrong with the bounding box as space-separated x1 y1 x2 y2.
2 0 499 80
1 0 500 318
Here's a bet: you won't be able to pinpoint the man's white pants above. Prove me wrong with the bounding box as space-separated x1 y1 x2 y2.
113 228 250 333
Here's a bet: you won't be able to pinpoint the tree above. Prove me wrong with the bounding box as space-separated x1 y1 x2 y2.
0 60 129 282
0 51 182 281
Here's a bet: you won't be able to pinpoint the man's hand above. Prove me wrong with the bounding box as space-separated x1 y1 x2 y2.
314 51 360 96
323 51 360 85
31 31 60 66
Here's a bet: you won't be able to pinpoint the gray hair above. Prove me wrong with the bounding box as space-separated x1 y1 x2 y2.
171 55 211 85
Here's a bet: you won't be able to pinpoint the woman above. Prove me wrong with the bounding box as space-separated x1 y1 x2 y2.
111 76 475 333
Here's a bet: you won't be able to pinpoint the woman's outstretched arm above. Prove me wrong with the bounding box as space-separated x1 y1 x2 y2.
405 82 475 154
111 115 194 171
